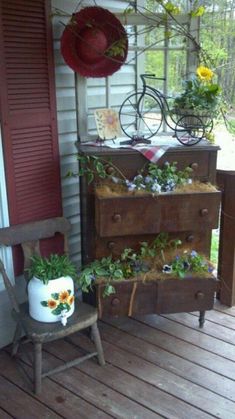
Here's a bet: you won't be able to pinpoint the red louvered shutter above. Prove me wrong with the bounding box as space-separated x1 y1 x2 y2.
0 0 63 273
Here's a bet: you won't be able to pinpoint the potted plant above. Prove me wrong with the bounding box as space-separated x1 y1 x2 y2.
27 254 78 324
173 65 221 130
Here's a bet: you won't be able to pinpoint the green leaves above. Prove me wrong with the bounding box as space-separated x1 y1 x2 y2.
77 232 191 297
173 71 221 115
191 6 205 17
170 250 209 278
106 38 127 58
27 254 78 285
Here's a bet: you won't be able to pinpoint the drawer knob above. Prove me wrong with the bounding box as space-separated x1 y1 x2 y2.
107 241 116 250
200 208 209 216
195 291 205 300
186 234 194 242
106 166 115 175
190 162 199 171
112 213 121 222
111 297 120 306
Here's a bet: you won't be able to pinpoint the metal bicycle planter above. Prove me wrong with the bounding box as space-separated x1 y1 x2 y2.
119 74 213 146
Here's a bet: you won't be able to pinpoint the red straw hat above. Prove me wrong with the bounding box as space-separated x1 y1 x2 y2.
61 6 128 77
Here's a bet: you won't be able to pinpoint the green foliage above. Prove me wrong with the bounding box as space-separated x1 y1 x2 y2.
76 256 127 297
75 154 108 184
76 233 209 297
125 161 192 194
27 254 78 285
67 154 126 184
164 250 212 278
106 38 127 58
174 68 221 114
68 155 192 195
210 231 219 266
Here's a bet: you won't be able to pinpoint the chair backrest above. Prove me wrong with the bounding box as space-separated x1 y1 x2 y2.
0 217 71 312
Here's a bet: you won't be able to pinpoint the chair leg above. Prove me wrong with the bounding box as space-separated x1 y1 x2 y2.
11 322 22 357
91 322 105 366
33 342 42 395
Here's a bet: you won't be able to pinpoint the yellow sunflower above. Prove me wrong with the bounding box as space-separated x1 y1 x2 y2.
59 290 70 303
47 299 58 309
68 295 75 305
196 66 214 82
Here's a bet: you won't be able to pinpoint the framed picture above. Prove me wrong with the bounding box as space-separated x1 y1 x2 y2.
94 108 122 140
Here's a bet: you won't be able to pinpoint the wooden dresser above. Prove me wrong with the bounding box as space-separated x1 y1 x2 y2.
78 141 221 325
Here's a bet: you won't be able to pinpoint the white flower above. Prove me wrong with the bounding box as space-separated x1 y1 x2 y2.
128 183 137 191
145 176 152 184
162 264 172 274
111 176 120 184
151 183 161 193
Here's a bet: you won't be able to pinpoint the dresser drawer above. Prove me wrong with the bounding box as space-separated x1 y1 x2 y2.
94 231 212 258
95 191 221 237
156 277 216 313
159 151 213 181
97 280 158 318
96 276 217 319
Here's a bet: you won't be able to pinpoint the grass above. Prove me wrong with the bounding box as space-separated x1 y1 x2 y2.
210 230 219 266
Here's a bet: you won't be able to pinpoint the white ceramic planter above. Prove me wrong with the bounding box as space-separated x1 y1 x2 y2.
28 276 75 323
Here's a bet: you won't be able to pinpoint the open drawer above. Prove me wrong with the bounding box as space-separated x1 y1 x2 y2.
95 190 221 237
95 276 217 319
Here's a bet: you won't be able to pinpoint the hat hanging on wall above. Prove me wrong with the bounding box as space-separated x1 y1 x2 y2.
60 6 128 78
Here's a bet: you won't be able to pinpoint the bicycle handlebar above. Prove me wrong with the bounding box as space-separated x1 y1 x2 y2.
140 73 166 81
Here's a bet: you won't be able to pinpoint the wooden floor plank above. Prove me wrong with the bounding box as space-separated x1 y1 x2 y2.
45 338 215 419
1 301 235 419
0 351 112 419
105 316 235 380
133 314 235 361
100 322 235 402
0 408 13 418
162 312 235 344
0 375 61 419
190 309 235 329
214 301 235 316
17 344 161 419
75 334 235 419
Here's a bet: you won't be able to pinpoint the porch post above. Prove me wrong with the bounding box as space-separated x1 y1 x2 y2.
217 170 235 306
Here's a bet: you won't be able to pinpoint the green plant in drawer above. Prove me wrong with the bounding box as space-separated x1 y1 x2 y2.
76 233 214 297
68 153 197 194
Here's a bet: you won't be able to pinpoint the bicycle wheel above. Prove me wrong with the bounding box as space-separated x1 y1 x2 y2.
119 92 163 139
175 115 205 146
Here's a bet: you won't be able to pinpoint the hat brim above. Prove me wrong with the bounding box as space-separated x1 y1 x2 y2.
61 6 128 77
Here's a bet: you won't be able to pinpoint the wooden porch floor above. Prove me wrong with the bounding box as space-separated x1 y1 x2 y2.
0 301 235 419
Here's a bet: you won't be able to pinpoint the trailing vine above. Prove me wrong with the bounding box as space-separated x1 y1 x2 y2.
67 154 193 194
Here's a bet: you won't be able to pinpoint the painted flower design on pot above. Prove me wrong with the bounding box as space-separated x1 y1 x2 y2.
41 289 74 316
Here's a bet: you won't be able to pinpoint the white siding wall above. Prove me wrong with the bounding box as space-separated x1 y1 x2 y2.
52 0 81 266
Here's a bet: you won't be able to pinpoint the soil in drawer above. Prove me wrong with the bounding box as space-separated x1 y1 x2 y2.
95 277 217 319
95 191 221 237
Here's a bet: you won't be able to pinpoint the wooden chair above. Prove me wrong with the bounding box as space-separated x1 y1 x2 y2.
0 217 105 395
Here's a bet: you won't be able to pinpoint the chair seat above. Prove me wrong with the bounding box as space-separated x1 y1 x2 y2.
18 301 98 343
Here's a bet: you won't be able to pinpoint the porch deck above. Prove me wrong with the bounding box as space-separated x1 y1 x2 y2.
0 301 235 419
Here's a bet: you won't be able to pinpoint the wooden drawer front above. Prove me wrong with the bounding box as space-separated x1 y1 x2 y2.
97 281 158 318
160 152 212 181
96 277 216 319
156 278 216 314
96 149 216 182
95 231 212 259
95 191 221 237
